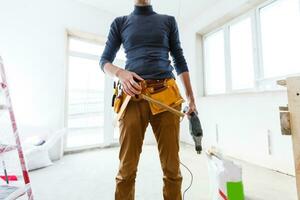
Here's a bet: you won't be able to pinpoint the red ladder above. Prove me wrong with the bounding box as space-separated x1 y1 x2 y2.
0 57 34 200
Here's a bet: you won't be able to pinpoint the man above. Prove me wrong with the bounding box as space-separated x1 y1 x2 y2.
99 0 196 199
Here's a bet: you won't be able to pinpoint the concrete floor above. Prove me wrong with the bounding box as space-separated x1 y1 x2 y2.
29 144 297 200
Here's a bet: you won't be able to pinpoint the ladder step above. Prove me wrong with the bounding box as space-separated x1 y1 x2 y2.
0 104 8 110
0 184 32 200
0 144 17 154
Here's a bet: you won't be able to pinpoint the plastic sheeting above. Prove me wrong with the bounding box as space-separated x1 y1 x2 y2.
206 150 245 200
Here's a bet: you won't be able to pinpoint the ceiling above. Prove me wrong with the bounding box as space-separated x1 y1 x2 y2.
76 0 219 25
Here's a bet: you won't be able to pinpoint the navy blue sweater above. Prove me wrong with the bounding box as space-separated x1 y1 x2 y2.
99 5 189 79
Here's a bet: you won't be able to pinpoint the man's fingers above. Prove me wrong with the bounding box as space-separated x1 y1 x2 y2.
128 84 140 94
186 106 197 115
124 87 134 96
186 108 193 115
123 84 135 96
132 73 144 81
124 82 138 96
129 79 142 91
121 81 135 96
125 80 140 95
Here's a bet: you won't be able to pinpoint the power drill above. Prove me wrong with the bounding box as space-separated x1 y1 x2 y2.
183 106 203 154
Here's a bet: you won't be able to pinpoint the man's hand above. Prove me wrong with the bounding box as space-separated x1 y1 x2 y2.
178 71 197 116
116 68 144 96
185 99 197 115
103 63 144 96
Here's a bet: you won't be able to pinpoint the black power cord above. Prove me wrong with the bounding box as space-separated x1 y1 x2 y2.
180 161 194 200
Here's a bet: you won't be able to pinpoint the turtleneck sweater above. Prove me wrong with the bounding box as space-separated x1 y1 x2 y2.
100 5 189 79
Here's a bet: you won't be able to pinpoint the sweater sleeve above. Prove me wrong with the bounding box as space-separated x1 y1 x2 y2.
169 16 189 75
99 17 123 72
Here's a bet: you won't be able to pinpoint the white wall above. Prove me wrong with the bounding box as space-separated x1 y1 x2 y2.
179 0 295 175
0 0 115 159
0 0 114 128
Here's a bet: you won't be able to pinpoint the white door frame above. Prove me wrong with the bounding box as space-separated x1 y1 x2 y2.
63 29 114 152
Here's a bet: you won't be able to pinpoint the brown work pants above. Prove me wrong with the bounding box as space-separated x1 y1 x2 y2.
115 99 182 200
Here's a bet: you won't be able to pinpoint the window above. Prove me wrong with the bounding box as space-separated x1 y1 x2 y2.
260 0 300 78
204 30 226 95
229 17 255 90
67 37 106 149
203 0 300 95
66 35 126 149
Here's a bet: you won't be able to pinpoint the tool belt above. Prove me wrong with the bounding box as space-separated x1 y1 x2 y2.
112 78 184 115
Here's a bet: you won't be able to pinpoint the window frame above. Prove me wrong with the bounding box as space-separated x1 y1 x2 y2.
202 0 300 96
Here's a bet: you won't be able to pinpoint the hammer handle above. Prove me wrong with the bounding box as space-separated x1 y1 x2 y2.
117 95 132 121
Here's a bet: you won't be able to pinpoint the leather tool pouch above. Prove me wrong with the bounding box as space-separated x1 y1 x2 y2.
146 79 184 115
112 79 184 115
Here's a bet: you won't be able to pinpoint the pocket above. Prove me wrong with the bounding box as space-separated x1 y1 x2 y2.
147 79 184 115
